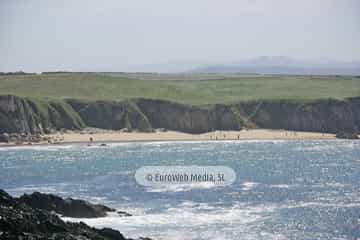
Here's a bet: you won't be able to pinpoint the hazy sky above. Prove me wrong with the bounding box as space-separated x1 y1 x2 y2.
1 0 359 72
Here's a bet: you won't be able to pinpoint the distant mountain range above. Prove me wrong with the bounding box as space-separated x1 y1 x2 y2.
189 56 360 75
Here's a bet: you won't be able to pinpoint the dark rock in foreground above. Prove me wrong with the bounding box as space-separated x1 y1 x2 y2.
336 131 359 139
117 211 132 217
0 189 147 240
18 191 130 218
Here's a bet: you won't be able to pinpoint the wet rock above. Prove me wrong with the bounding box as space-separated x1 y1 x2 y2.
336 131 359 139
0 189 150 240
0 133 9 143
117 211 132 217
18 192 121 218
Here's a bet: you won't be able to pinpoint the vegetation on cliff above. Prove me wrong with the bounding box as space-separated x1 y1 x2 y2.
0 95 84 134
0 73 359 135
0 95 359 135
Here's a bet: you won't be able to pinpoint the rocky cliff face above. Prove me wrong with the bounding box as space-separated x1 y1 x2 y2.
236 98 360 133
0 95 359 135
135 99 241 133
68 99 152 132
0 95 84 134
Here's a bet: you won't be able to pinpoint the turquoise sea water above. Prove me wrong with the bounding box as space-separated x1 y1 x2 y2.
0 140 359 240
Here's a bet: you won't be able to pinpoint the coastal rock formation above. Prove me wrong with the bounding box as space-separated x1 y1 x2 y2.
236 98 360 133
135 99 241 133
0 189 148 240
18 192 131 218
336 131 359 139
0 95 84 134
0 133 9 143
67 99 153 132
0 94 359 135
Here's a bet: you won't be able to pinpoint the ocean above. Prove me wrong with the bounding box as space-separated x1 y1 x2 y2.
0 140 359 240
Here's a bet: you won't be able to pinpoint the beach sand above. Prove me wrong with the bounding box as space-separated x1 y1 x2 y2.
0 129 339 147
50 129 335 144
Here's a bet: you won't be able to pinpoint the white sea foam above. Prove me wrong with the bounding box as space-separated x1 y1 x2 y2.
86 142 136 148
6 185 69 197
285 201 360 208
63 202 281 240
269 184 297 189
241 182 259 191
0 144 75 151
294 140 360 152
146 182 259 192
140 139 290 146
146 182 218 192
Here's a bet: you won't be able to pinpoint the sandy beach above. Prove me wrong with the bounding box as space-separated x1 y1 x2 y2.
0 129 341 147
0 129 339 147
48 129 336 144
56 129 335 143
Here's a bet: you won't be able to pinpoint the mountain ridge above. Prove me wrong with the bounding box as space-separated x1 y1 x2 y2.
189 56 360 75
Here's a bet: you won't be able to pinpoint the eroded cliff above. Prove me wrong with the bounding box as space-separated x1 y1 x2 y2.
0 95 359 134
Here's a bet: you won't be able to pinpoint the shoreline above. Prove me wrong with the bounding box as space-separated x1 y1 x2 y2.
0 129 343 148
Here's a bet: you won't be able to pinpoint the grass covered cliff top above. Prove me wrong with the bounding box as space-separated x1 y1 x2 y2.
0 73 359 105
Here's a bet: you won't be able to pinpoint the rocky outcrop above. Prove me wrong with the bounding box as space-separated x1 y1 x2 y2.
0 133 9 143
67 99 152 132
336 131 359 139
236 98 360 133
18 192 131 218
0 95 84 134
0 95 359 135
0 189 149 240
135 99 241 133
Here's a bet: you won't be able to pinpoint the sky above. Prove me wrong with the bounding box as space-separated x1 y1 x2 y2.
0 0 359 72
